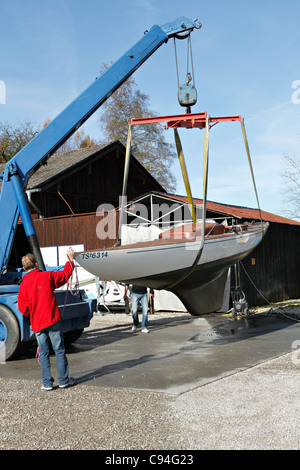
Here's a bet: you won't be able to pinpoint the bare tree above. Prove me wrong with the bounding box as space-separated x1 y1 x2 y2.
0 119 98 163
281 154 300 219
42 119 98 152
0 120 39 162
98 67 177 192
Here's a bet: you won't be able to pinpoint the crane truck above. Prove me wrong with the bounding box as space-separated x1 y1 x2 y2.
0 17 202 360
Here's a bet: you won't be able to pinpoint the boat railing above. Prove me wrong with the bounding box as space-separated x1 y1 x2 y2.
120 216 236 245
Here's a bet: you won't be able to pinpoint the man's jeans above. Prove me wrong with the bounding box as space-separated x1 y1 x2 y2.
35 322 69 388
131 293 148 329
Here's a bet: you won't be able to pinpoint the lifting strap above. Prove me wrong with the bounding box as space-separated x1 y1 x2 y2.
174 128 196 223
117 123 132 244
117 113 262 291
163 115 210 290
240 119 263 224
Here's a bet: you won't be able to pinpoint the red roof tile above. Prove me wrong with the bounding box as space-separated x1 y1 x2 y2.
160 193 300 226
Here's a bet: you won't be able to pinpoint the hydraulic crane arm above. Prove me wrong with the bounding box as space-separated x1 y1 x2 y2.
0 17 201 272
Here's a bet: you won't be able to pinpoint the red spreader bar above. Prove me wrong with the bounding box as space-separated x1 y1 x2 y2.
130 112 242 130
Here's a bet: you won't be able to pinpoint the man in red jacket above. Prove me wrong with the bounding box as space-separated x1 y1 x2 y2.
18 249 75 391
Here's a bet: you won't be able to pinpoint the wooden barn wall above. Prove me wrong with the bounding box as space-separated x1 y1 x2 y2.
238 223 300 306
33 212 118 251
10 212 118 269
31 149 162 218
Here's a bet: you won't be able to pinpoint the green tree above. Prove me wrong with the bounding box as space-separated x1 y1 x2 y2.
98 69 176 192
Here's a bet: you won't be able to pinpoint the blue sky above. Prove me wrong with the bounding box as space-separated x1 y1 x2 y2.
1 0 300 219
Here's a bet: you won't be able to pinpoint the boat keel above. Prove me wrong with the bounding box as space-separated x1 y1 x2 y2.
171 269 229 316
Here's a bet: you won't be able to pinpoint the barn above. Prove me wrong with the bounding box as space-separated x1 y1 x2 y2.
1 142 165 268
129 192 300 308
2 141 300 310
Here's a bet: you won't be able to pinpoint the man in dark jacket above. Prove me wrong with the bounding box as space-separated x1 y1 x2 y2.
124 284 154 333
18 249 75 391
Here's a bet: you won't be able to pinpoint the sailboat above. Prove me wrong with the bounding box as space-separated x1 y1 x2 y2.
75 112 269 315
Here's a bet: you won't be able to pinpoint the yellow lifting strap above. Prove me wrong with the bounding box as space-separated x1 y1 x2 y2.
117 123 132 243
164 116 210 290
174 128 196 223
240 119 263 224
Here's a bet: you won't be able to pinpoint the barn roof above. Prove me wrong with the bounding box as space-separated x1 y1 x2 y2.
27 144 107 188
159 192 300 226
2 146 300 226
0 141 165 192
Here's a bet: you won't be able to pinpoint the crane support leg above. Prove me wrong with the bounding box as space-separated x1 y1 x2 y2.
10 174 45 270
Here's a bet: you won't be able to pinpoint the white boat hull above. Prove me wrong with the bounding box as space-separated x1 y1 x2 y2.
75 222 268 315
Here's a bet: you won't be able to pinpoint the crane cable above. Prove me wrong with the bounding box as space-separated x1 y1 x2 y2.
173 34 196 89
239 261 300 323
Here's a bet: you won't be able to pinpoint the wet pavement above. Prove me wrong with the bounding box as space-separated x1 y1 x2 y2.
1 308 300 395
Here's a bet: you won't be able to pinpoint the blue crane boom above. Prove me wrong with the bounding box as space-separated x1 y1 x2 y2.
0 17 201 272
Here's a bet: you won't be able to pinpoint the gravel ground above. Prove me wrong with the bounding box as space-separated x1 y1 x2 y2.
1 306 300 450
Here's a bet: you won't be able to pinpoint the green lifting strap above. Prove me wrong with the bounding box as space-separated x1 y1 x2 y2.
174 128 196 223
163 115 210 290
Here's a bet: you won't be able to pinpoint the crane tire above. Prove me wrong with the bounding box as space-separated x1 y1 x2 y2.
0 305 21 361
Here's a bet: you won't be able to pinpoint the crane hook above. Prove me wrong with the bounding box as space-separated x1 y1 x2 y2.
174 34 197 113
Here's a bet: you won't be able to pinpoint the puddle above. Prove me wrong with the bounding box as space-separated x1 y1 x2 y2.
189 315 293 347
